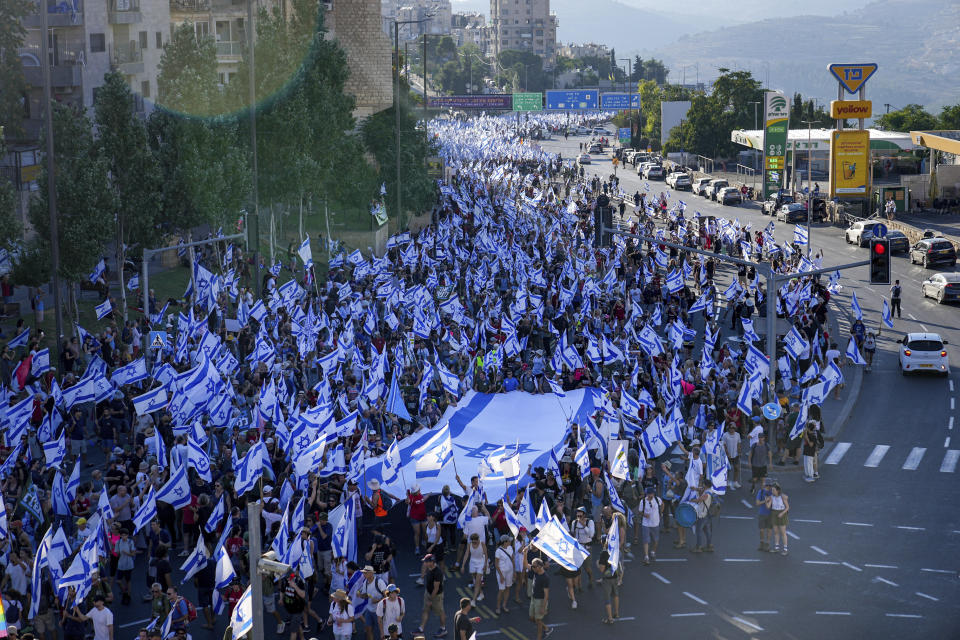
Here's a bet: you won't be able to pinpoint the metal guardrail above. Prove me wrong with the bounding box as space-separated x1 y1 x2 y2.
170 0 209 10
111 0 139 11
215 41 243 56
111 42 142 65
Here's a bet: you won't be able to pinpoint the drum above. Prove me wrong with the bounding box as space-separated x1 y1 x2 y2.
675 503 697 528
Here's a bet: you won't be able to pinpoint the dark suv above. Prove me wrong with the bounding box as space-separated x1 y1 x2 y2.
909 237 958 269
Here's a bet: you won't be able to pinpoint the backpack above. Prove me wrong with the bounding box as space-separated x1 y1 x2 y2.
184 598 198 622
892 285 901 298
620 481 640 508
707 493 722 518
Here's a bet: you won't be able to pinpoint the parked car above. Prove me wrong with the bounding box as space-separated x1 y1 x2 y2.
921 273 960 304
845 220 876 246
644 165 665 180
777 203 808 223
718 187 743 206
898 332 949 376
706 179 729 200
666 172 692 190
637 161 656 176
692 177 713 196
909 237 958 268
576 153 592 165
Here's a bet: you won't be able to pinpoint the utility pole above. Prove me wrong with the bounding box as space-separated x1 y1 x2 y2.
248 0 261 297
884 103 891 114
39 2 64 355
247 501 265 640
801 119 820 257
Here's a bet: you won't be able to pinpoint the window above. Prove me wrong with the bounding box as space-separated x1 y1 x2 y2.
195 21 210 39
156 32 162 48
907 339 943 352
141 80 150 98
90 33 106 53
139 31 148 49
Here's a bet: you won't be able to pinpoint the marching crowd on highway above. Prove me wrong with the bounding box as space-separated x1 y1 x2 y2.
0 112 875 640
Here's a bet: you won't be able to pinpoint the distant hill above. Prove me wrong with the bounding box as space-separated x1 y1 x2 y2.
649 0 960 111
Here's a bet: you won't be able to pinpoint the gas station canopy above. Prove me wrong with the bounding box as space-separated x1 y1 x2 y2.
731 128 914 153
909 130 960 156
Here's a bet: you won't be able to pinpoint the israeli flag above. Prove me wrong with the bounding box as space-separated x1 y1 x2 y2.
845 336 867 365
547 377 566 398
187 437 213 482
179 536 209 583
414 424 453 478
381 438 403 485
127 274 140 291
7 326 31 349
215 547 237 589
619 388 644 421
605 518 621 574
31 348 51 376
43 430 67 469
783 326 809 360
132 487 157 534
95 298 113 320
851 290 863 321
610 443 629 480
436 361 461 397
641 416 670 459
298 237 313 270
156 464 191 509
89 258 106 283
111 358 148 386
881 299 894 329
793 225 809 245
133 386 168 416
531 516 590 571
574 440 591 479
203 495 225 534
800 360 821 384
235 441 267 496
229 585 254 640
637 325 664 357
665 268 685 293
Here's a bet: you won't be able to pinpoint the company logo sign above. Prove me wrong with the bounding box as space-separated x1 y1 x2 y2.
830 100 872 119
764 92 789 122
828 63 878 94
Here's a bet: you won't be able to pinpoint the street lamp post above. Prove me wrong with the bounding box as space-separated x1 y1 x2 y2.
801 119 820 257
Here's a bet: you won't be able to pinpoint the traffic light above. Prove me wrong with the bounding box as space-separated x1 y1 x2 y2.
869 238 890 284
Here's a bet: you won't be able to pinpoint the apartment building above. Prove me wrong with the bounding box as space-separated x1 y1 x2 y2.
17 0 171 140
489 0 557 68
451 12 489 54
558 42 610 59
381 0 452 41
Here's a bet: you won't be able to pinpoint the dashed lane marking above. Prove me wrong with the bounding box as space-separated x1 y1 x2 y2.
825 442 852 464
671 612 706 617
732 617 764 632
683 591 708 605
864 444 890 467
843 522 874 527
886 614 922 619
805 560 840 565
742 610 779 615
724 558 761 562
874 577 899 587
916 592 939 602
895 526 925 531
951 379 955 392
908 313 918 320
740 499 754 509
786 530 799 540
902 447 926 470
843 562 863 572
810 546 828 556
946 437 951 448
118 618 153 629
794 519 822 523
816 611 851 616
920 568 955 574
940 450 960 473
651 572 671 584
720 515 752 520
864 564 898 569
476 632 502 637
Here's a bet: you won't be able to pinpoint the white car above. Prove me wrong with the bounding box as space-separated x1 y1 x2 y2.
844 220 875 246
576 153 592 165
898 332 950 376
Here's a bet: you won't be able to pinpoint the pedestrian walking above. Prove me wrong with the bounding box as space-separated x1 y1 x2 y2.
414 554 447 637
766 483 791 555
527 559 551 639
749 433 773 494
755 478 774 552
639 487 663 564
78 595 114 640
802 424 818 482
494 535 514 615
890 280 902 318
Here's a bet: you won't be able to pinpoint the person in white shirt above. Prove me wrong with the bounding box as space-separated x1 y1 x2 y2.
640 487 663 564
570 507 595 583
376 584 405 638
328 589 355 640
494 535 515 615
79 595 114 640
722 423 742 489
455 503 489 570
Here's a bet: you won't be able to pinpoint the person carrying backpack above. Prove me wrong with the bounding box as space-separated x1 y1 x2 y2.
690 479 718 553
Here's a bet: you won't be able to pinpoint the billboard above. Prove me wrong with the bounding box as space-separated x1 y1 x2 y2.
600 93 642 109
512 92 542 111
426 94 512 109
830 129 871 197
761 91 789 199
545 89 599 110
660 100 691 147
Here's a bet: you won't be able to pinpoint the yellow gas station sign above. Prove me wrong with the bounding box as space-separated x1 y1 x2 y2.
830 100 872 119
830 130 870 197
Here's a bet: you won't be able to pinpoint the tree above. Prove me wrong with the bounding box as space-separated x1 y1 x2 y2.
0 0 31 138
0 139 21 251
875 104 938 132
157 22 221 117
497 50 546 92
437 44 488 95
27 104 114 315
94 71 162 318
789 92 830 126
938 104 960 130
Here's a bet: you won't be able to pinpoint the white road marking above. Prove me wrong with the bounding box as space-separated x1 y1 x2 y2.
864 445 890 467
874 577 899 587
650 572 671 584
724 558 761 562
816 611 851 616
612 617 636 622
921 324 929 331
864 564 898 569
896 525 925 531
740 498 754 509
683 591 708 605
908 313 918 320
656 558 687 562
742 611 779 615
732 617 764 632
950 417 955 430
843 522 874 527
794 518 822 523
825 442 852 465
786 530 799 540
940 450 960 473
886 614 922 619
810 546 828 556
804 560 840 565
476 631 502 637
951 380 955 392
921 568 955 574
902 447 926 470
720 515 752 520
946 437 951 448
916 592 939 602
952 398 956 410
843 562 863 572
118 618 153 629
671 612 706 617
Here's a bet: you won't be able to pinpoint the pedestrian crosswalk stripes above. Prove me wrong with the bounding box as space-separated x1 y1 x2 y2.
825 443 959 473
902 447 926 470
864 445 890 467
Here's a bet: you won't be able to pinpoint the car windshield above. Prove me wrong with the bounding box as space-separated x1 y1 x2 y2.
908 340 943 351
931 241 953 250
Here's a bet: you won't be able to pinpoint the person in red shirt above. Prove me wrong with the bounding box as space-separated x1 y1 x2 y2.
406 484 428 554
225 527 244 558
225 580 244 614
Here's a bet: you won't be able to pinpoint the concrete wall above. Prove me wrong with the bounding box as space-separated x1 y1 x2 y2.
326 0 393 120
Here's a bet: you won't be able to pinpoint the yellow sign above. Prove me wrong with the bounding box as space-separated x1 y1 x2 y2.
828 63 878 94
830 130 871 197
20 165 41 182
830 100 872 119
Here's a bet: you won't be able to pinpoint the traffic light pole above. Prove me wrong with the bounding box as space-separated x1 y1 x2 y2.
605 226 868 399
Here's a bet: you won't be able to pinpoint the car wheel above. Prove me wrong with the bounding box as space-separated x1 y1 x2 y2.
923 257 929 269
937 290 944 304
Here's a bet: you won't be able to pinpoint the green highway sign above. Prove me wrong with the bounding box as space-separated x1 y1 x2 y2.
512 92 542 111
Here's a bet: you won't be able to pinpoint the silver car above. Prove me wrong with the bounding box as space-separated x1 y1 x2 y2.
921 273 960 304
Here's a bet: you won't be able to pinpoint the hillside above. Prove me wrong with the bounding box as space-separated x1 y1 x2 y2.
649 0 960 110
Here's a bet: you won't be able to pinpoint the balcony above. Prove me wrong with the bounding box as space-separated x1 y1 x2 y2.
169 0 210 11
111 43 144 74
215 41 243 58
109 0 141 24
24 0 84 28
18 45 84 87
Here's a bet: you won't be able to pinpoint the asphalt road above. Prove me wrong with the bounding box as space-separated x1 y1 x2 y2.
106 129 960 640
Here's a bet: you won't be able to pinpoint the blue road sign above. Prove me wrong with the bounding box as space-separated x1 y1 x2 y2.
872 223 888 238
762 402 782 420
600 93 642 109
545 89 599 110
148 331 167 350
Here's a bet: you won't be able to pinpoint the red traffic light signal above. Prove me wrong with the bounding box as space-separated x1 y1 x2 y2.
869 238 890 284
872 243 886 255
